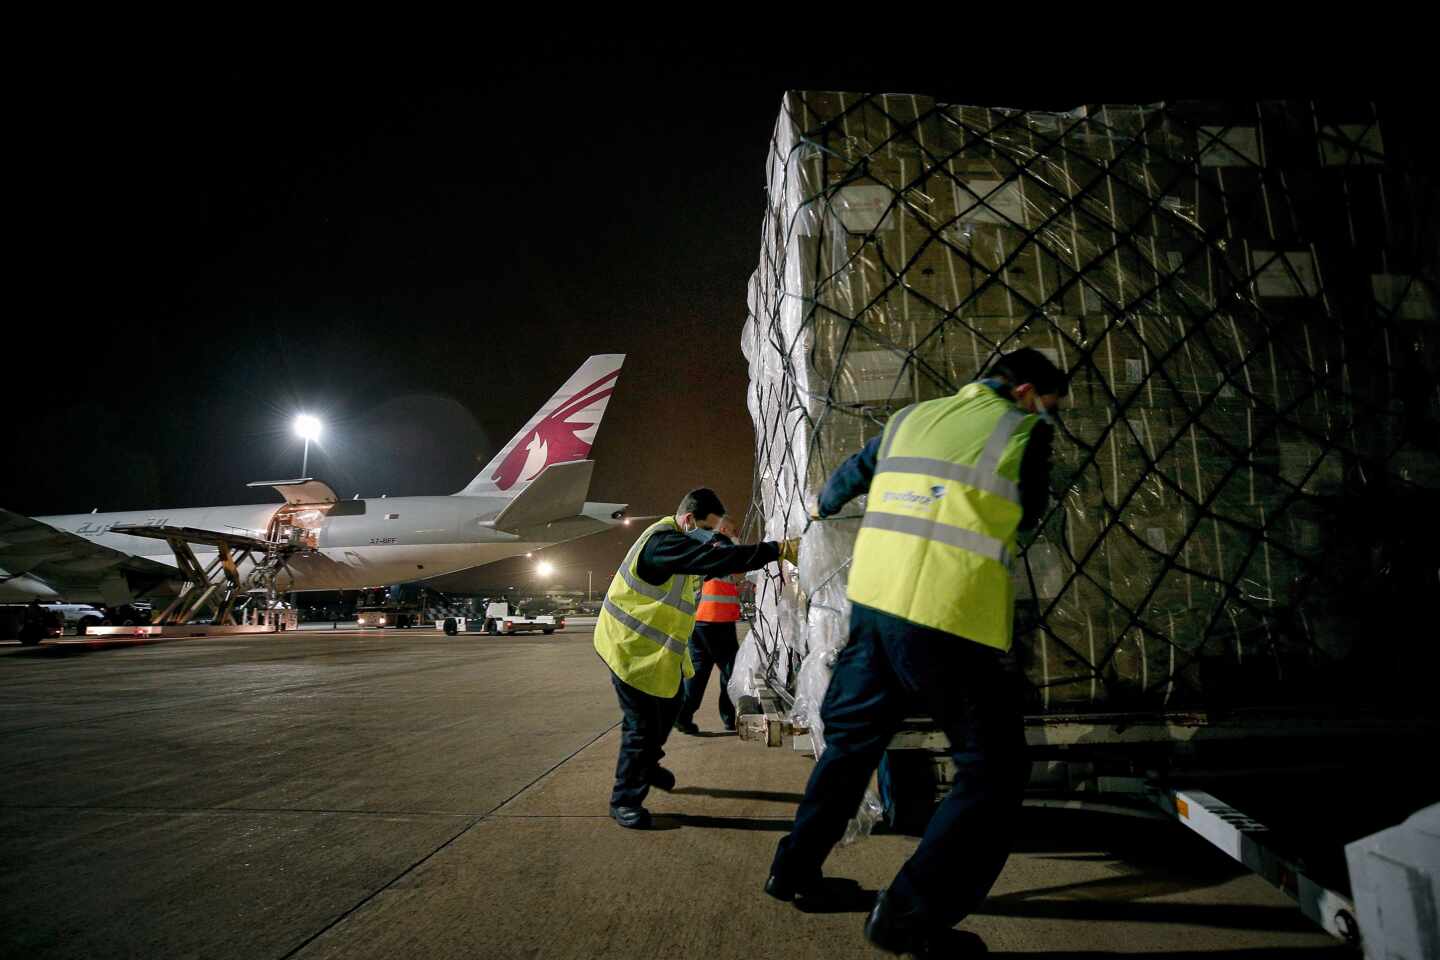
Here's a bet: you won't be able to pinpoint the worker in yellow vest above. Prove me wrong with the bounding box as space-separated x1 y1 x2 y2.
596 488 799 829
674 515 745 736
766 349 1066 957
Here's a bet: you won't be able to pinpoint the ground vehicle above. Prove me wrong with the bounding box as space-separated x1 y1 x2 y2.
123 601 152 620
353 583 428 629
355 606 419 629
42 603 108 634
439 601 563 636
100 603 152 627
0 605 64 644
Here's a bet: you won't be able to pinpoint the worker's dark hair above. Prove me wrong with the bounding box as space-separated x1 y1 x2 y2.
678 487 725 521
987 348 1069 396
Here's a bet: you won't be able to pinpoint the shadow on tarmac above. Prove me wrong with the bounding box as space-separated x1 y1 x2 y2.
652 813 793 832
985 951 1349 958
974 896 1317 932
791 877 877 914
669 786 806 804
1011 808 1247 880
3 625 240 656
7 640 160 658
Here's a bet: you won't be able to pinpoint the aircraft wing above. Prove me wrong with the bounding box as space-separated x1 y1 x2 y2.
0 508 179 602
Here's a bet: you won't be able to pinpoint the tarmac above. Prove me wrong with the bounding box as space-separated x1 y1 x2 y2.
0 628 1351 959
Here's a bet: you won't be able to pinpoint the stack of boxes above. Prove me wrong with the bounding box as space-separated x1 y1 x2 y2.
743 92 1438 713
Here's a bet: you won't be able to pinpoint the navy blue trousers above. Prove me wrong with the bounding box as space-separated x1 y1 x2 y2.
677 622 738 729
609 670 682 808
771 604 1029 932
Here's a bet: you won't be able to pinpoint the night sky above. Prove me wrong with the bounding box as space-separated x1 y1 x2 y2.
7 46 1416 594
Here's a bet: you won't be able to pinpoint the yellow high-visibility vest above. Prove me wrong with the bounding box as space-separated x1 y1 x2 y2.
594 517 699 696
847 382 1041 650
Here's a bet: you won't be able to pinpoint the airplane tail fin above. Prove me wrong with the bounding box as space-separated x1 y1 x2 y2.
454 354 624 498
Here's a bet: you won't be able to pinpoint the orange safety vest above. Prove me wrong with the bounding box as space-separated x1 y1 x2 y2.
695 577 742 623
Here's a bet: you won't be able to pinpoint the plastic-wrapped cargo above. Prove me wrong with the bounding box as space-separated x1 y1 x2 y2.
742 93 1440 719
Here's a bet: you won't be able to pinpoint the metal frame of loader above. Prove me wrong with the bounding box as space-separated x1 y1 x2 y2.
890 723 1365 946
82 524 299 637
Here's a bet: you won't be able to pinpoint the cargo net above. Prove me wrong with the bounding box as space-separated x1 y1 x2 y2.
735 94 1439 737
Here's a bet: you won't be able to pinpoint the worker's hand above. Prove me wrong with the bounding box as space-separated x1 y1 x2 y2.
778 537 801 566
803 494 823 522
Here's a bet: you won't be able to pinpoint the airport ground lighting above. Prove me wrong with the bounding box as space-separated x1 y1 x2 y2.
536 561 555 579
293 414 322 476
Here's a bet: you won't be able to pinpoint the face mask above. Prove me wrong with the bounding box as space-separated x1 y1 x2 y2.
1020 389 1058 425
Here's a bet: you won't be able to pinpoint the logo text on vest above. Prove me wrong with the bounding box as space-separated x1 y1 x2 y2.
882 485 948 508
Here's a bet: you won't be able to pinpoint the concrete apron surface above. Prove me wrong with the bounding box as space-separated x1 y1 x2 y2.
0 630 1347 959
290 718 1344 958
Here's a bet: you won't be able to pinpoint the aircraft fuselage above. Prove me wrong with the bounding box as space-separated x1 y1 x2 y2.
18 494 614 600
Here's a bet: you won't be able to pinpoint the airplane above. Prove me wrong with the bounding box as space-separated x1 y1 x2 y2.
0 354 630 607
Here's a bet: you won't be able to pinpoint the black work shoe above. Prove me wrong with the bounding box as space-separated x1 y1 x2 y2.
673 719 701 736
609 805 653 829
766 875 835 903
766 874 867 913
864 887 926 955
864 889 987 956
764 872 807 902
648 766 676 792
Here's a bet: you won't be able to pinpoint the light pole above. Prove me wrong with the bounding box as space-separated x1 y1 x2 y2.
293 414 322 477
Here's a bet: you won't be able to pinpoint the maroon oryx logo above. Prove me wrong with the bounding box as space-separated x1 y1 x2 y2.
491 372 617 491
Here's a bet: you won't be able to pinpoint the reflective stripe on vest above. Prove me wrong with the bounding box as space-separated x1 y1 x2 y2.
593 517 699 696
859 511 1013 568
617 555 698 616
847 383 1039 651
695 578 741 623
876 456 1020 505
601 597 688 656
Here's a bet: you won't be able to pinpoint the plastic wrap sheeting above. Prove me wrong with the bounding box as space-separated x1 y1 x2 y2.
743 94 1440 719
727 627 767 705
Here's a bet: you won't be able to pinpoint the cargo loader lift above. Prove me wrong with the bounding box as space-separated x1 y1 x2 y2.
83 524 299 637
73 479 338 640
